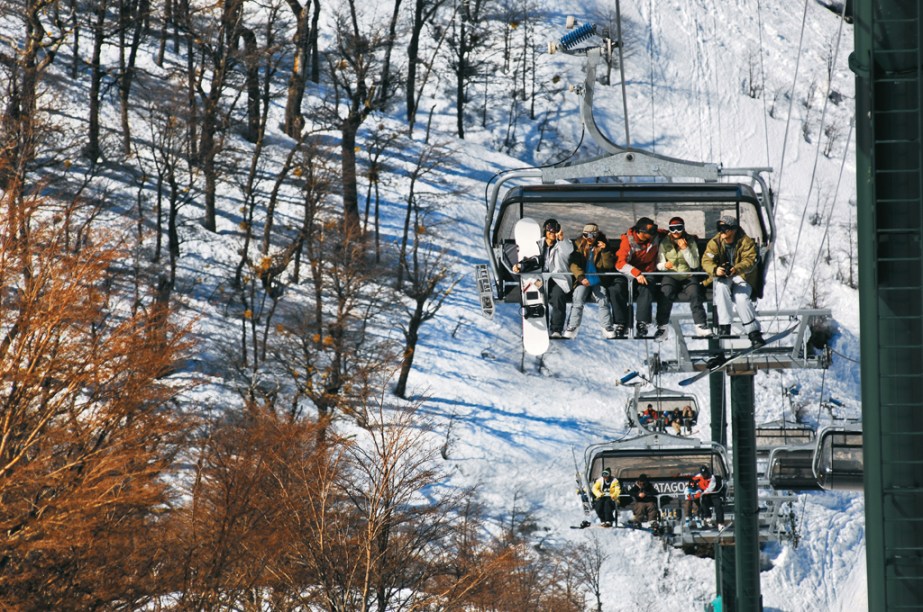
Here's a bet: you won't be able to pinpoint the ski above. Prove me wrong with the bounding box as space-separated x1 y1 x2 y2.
513 218 550 356
569 521 657 534
678 324 800 386
474 264 495 319
573 448 593 516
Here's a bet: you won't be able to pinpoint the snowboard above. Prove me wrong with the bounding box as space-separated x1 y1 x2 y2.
474 264 495 319
678 324 799 386
513 217 550 356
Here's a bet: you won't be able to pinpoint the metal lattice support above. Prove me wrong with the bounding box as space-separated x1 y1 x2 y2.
853 0 923 608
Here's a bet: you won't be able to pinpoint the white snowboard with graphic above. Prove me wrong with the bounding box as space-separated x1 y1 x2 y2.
513 217 550 356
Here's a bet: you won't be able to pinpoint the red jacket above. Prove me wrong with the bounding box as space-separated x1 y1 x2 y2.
692 473 719 497
616 228 668 278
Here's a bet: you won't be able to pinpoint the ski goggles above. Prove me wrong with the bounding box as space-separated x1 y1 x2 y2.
668 223 685 232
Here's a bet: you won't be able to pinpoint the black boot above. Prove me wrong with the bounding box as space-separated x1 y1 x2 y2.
748 330 766 348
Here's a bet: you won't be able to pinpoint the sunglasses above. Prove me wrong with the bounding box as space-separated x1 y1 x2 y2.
668 224 685 232
718 225 736 232
637 228 655 236
583 231 598 239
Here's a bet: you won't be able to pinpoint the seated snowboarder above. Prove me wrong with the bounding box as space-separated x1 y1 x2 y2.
592 467 621 527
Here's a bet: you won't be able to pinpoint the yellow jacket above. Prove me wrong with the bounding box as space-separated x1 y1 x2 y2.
592 476 621 500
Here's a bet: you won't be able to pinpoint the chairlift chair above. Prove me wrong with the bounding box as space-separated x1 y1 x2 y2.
813 425 864 492
487 181 774 308
584 433 730 509
766 442 825 492
628 387 700 436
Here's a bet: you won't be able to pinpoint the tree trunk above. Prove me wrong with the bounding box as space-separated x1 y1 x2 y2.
119 0 147 155
340 122 362 235
455 19 467 139
85 0 107 163
309 0 321 82
69 0 80 77
394 305 422 398
284 3 309 138
377 0 403 106
406 0 424 128
240 27 260 143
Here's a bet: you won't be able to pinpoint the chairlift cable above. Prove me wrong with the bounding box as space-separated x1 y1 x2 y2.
765 0 810 315
806 118 854 292
803 4 853 287
615 0 632 148
814 367 828 424
756 0 772 169
645 0 656 153
710 10 724 163
779 6 849 301
828 346 859 364
771 0 810 211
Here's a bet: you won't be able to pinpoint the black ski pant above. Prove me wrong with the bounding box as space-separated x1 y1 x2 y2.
700 493 725 524
594 496 617 524
547 282 570 333
659 276 709 326
609 275 660 326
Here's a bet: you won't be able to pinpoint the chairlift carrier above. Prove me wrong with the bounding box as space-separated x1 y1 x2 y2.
628 387 700 436
584 433 730 498
813 425 864 492
482 18 777 307
766 442 825 492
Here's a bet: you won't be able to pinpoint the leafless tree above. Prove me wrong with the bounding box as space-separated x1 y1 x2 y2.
0 189 191 609
363 125 400 260
283 0 322 137
190 0 247 231
393 223 458 398
395 139 455 287
405 0 451 132
444 0 495 139
0 0 67 199
117 0 152 154
572 535 609 612
323 0 400 233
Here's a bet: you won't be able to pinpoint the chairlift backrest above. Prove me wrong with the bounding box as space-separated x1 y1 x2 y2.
493 183 768 249
755 421 816 458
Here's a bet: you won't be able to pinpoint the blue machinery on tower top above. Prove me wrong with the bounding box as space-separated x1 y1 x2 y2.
480 16 831 377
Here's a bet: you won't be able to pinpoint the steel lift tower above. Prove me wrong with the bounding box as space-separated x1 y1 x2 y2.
852 1 923 609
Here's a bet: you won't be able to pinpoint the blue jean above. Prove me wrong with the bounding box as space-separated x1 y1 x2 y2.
568 283 613 330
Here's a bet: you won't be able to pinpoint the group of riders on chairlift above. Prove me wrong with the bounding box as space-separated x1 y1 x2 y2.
591 465 727 531
514 213 767 348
